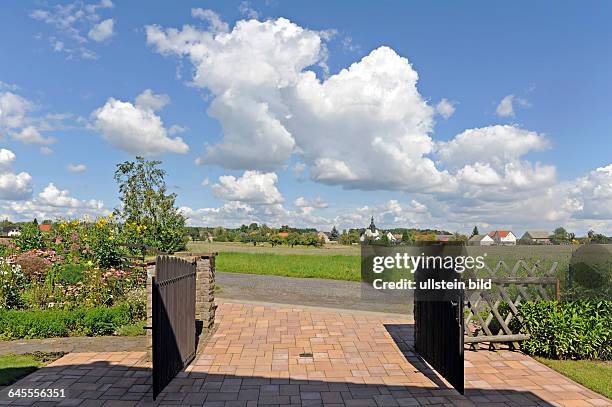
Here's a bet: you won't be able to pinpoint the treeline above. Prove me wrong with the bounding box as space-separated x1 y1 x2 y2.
184 223 326 247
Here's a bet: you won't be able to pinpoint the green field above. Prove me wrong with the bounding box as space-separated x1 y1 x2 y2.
216 252 361 281
534 357 611 399
188 241 606 284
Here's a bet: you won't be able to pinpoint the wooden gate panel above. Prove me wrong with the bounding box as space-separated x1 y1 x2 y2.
152 256 196 399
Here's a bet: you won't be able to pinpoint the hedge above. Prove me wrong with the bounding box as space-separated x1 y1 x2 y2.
0 304 144 340
519 300 612 360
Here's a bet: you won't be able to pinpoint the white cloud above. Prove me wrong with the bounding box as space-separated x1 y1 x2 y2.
11 126 57 145
40 147 54 155
435 98 455 119
134 89 169 112
0 149 33 200
210 171 283 204
294 196 328 209
238 1 259 19
30 0 115 59
570 164 612 220
495 94 530 118
67 163 87 173
0 91 32 130
436 125 550 170
341 36 361 53
147 19 453 191
0 183 105 221
191 8 229 33
88 18 114 42
91 90 189 156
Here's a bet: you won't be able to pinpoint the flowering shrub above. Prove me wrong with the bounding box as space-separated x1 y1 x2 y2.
12 250 56 280
14 223 44 252
0 258 25 309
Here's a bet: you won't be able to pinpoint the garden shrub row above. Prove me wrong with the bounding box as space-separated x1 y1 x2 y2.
519 300 611 360
0 304 145 340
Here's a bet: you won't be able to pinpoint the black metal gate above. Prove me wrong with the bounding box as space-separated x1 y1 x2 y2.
414 244 465 394
152 256 196 399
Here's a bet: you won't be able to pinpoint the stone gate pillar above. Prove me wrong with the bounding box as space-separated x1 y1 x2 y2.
195 254 216 333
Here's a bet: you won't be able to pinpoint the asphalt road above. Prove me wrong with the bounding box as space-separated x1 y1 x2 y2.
215 271 413 315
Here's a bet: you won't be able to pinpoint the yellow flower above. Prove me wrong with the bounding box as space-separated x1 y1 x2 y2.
108 213 114 219
108 236 114 241
86 260 93 267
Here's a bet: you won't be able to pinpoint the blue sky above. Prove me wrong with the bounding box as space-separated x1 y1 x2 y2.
0 1 611 235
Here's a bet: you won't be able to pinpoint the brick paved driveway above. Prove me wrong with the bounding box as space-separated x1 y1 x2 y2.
0 300 609 406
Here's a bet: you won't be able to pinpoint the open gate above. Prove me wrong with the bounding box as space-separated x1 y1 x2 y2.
414 243 465 394
152 256 197 399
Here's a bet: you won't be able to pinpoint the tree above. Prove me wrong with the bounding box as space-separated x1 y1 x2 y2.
114 157 187 253
329 226 339 241
551 227 570 244
268 235 284 247
401 230 414 244
471 226 479 237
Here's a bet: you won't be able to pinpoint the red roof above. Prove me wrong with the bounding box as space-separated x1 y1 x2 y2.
489 230 511 237
278 232 289 238
39 224 51 231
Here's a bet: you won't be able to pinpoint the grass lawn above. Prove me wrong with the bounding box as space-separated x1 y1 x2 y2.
216 252 361 281
534 357 611 399
0 352 64 386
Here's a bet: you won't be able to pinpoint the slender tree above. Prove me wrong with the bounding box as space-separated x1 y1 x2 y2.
114 157 187 253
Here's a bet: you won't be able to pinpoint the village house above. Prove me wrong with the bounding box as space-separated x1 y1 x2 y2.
468 234 494 246
520 230 551 245
1 225 21 237
317 231 330 244
488 230 517 245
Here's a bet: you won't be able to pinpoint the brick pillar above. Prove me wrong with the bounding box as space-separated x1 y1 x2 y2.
145 262 156 362
196 254 216 333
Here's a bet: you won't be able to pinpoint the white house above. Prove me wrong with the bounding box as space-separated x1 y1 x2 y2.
488 230 517 245
1 226 20 237
468 234 494 246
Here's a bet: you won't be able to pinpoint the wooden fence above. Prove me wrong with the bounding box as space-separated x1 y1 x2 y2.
464 259 560 350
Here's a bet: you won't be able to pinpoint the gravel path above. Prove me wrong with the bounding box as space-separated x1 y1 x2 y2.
216 271 413 315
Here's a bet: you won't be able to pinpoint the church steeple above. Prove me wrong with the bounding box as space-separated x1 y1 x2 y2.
369 215 377 232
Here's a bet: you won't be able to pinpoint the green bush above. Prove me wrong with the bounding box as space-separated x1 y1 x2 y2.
57 264 86 285
0 305 141 339
14 223 44 252
519 300 612 360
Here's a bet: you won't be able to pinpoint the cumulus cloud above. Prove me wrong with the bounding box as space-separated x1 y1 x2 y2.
88 18 114 42
191 8 229 33
91 90 189 156
495 94 530 118
435 98 456 119
294 196 328 209
436 125 550 170
0 91 32 130
11 126 57 145
30 0 115 59
0 149 33 200
147 19 451 191
144 13 612 234
0 183 105 221
67 163 87 173
210 171 283 205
